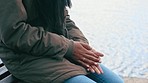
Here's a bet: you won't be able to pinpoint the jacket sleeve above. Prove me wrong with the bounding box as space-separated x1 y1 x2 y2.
65 11 89 44
0 0 73 58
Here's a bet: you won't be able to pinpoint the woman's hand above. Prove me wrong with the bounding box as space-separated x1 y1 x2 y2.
87 49 104 74
73 42 99 65
87 65 104 74
73 41 104 74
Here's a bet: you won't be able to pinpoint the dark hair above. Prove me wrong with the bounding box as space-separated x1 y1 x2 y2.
34 0 72 35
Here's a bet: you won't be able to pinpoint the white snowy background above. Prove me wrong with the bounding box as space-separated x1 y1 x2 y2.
69 0 148 79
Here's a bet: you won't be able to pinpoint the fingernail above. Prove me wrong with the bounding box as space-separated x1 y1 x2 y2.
97 71 100 74
86 65 89 67
101 71 104 74
94 62 98 65
92 70 95 73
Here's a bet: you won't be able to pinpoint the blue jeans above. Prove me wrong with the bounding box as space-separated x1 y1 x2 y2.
64 64 124 83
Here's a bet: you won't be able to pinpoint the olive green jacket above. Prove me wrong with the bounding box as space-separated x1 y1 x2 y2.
0 0 88 83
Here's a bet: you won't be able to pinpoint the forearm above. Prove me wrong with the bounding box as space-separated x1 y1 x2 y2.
66 16 89 44
0 0 73 58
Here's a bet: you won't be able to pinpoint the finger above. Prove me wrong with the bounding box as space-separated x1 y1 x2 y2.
78 60 96 73
92 65 101 74
97 64 104 74
87 66 95 73
86 50 100 58
80 42 92 50
81 56 99 66
98 60 102 63
80 44 100 59
78 60 90 68
91 49 104 57
78 43 98 59
83 53 100 62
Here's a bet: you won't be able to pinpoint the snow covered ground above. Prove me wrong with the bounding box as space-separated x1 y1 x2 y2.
69 0 148 79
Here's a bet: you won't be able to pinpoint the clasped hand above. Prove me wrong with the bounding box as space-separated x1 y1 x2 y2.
73 41 104 74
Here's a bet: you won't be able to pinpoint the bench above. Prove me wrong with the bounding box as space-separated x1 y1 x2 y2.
0 59 17 83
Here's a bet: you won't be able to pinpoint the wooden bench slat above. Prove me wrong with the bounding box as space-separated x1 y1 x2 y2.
0 74 14 83
0 71 11 80
0 65 8 75
0 59 17 83
0 63 4 67
0 60 2 64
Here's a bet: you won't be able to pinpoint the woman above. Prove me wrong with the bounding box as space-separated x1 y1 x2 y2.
0 0 124 83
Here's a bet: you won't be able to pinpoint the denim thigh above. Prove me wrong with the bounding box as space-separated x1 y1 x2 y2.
64 75 96 83
64 64 124 83
86 64 124 83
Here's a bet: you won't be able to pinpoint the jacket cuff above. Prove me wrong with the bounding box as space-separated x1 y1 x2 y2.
64 40 74 60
